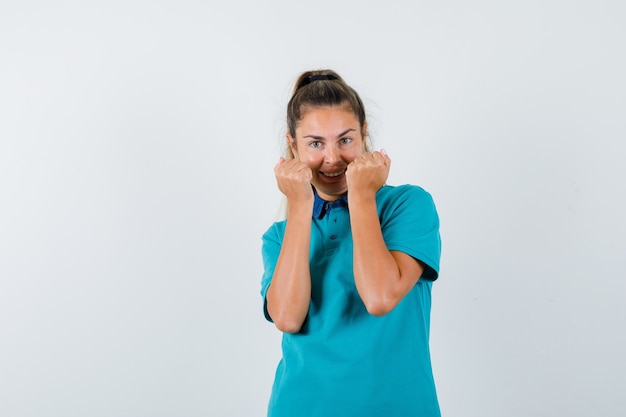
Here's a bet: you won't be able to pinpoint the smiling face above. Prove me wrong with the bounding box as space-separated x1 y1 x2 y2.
287 105 366 201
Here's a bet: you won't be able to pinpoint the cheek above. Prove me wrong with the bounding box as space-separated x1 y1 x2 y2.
300 151 323 167
344 147 364 162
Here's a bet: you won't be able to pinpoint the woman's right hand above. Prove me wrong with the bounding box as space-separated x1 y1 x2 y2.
274 157 314 204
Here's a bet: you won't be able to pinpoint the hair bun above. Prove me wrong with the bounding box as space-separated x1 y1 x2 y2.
296 73 338 90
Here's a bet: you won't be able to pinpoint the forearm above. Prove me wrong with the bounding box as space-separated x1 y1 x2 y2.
349 192 410 316
266 203 312 333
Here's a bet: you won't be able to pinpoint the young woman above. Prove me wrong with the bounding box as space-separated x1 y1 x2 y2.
260 69 442 417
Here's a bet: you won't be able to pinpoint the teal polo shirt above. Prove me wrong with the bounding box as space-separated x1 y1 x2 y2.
261 184 441 417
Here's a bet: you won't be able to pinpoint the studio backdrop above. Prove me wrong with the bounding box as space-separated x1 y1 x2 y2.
1 1 624 416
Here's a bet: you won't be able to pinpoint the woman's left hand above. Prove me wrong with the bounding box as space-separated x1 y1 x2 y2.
346 150 391 197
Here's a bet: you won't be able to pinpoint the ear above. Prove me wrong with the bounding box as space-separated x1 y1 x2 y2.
286 133 298 159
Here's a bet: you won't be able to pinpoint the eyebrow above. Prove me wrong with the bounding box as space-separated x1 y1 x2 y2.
302 128 356 140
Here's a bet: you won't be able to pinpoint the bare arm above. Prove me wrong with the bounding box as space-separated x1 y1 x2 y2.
347 151 424 316
265 158 314 333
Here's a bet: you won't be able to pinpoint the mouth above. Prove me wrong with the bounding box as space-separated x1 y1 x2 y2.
320 168 346 179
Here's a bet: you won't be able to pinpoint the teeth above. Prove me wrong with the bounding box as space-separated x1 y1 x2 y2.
322 170 344 177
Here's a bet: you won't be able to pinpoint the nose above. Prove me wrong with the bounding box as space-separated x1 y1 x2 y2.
324 146 340 164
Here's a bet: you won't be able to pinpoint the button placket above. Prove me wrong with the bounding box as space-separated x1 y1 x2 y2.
325 207 341 250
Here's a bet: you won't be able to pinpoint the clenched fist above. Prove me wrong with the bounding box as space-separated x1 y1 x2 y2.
274 157 314 204
346 150 391 197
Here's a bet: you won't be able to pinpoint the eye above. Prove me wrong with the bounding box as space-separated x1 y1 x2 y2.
309 141 322 148
340 137 352 145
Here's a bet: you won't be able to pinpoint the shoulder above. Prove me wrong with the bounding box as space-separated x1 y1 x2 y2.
376 184 436 210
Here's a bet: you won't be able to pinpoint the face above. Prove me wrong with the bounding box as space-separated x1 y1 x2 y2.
287 105 366 201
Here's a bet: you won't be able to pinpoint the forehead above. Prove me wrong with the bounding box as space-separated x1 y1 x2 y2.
296 105 360 136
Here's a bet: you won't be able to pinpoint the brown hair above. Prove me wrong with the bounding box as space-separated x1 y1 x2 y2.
285 69 370 157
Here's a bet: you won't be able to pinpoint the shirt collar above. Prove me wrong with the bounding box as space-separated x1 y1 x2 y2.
312 188 349 219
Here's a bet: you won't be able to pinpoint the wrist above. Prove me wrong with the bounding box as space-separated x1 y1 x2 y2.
348 189 377 205
287 198 314 216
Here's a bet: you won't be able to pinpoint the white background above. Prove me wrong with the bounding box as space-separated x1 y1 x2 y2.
1 1 625 416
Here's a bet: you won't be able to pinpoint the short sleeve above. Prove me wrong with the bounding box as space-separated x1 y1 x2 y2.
260 223 284 322
379 186 441 281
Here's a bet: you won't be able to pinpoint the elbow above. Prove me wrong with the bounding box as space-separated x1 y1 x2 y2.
273 317 303 334
365 303 394 317
266 295 307 333
268 306 305 333
363 296 397 317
